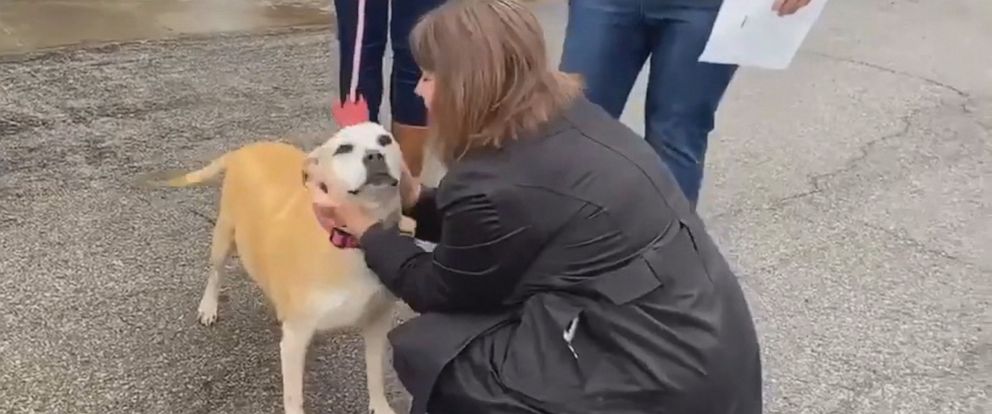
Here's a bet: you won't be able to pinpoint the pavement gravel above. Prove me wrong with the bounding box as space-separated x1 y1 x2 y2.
0 28 413 414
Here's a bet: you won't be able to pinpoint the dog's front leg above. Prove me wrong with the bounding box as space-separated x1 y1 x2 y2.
280 320 315 414
361 306 397 414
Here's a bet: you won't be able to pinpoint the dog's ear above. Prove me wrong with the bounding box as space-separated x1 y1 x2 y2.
301 157 317 186
302 152 352 203
304 167 346 208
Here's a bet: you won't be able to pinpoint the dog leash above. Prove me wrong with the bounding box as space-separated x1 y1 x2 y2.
349 0 365 103
331 0 371 127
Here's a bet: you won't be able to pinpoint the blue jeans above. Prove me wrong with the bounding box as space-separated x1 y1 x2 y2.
334 0 445 126
559 0 737 207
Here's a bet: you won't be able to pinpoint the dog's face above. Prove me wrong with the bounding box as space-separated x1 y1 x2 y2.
304 122 403 206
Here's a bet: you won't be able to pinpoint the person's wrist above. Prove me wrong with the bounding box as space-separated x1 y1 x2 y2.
402 183 424 212
350 216 379 239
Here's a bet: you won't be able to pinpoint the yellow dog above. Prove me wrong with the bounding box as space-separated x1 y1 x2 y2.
149 122 406 414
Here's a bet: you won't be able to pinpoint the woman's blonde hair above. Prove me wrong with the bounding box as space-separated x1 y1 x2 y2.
410 0 582 163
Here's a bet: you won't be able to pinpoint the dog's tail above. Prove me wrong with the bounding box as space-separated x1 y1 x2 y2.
138 152 231 188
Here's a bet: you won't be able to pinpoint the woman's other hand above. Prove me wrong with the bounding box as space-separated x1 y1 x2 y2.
400 162 423 211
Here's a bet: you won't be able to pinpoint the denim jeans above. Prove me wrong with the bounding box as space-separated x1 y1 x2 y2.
559 0 737 207
334 0 445 126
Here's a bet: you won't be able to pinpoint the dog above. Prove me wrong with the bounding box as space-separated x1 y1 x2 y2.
150 122 405 414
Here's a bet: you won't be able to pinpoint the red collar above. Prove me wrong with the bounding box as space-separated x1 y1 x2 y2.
329 228 361 249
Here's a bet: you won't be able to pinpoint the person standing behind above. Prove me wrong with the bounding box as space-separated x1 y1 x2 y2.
559 0 812 207
333 0 446 176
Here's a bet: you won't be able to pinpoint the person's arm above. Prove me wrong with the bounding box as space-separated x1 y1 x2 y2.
404 185 442 243
360 189 540 313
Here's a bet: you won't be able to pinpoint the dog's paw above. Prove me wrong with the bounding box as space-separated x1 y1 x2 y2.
197 297 219 326
399 216 417 235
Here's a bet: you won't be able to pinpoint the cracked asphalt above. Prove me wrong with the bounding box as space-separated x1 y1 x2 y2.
1 1 990 413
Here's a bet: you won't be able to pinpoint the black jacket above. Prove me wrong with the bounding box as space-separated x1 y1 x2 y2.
359 98 761 414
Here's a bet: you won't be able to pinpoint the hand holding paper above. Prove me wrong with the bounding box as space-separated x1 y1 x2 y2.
773 0 813 16
699 0 830 70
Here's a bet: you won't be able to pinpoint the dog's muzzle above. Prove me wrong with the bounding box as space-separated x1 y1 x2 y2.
363 150 398 187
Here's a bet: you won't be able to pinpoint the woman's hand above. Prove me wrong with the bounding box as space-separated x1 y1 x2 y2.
309 183 378 239
400 162 423 211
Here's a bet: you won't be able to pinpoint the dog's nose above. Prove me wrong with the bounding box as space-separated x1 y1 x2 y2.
363 151 385 164
363 151 387 170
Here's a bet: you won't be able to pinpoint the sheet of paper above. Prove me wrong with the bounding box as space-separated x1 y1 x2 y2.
698 0 830 70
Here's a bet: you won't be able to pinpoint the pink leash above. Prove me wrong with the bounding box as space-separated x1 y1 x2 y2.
331 0 372 127
347 0 366 103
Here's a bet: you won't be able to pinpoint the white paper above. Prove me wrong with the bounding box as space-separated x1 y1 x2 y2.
698 0 830 70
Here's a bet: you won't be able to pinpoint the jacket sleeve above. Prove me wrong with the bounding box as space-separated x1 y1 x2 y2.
359 188 540 313
405 185 442 243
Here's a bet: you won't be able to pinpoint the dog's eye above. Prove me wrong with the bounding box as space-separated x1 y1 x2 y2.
334 144 354 155
319 183 328 193
377 134 393 146
302 171 309 184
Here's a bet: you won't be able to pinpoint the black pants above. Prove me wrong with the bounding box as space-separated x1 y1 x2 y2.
333 0 446 126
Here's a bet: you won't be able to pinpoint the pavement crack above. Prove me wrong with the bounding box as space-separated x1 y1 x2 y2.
712 96 972 221
825 369 968 414
807 51 968 99
772 105 924 207
710 55 988 221
859 220 991 273
807 50 986 124
187 208 216 226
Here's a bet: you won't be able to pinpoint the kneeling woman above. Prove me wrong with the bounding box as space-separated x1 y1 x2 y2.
315 0 763 413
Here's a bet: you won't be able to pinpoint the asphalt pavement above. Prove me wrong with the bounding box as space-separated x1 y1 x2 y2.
1 1 989 413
